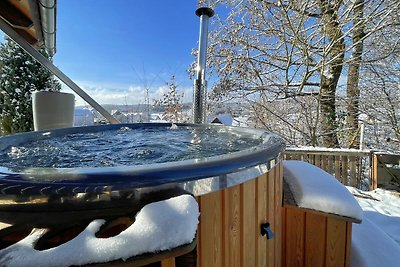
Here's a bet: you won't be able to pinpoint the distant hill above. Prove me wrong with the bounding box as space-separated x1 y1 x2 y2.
76 103 193 113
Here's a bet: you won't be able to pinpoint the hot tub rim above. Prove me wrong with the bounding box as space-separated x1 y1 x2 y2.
0 123 285 195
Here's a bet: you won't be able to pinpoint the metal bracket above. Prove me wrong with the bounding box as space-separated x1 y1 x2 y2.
260 223 274 240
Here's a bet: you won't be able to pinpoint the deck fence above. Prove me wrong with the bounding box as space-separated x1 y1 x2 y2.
284 148 373 190
284 148 400 190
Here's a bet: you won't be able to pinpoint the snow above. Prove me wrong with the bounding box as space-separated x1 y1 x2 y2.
0 194 199 267
283 160 363 221
283 160 400 266
351 217 400 267
232 116 250 127
74 108 94 126
210 114 233 125
287 146 369 154
347 187 400 267
323 67 334 79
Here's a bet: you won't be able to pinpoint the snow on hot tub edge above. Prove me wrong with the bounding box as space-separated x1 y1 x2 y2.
0 194 199 267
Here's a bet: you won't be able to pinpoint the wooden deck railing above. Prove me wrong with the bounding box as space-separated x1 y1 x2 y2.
284 148 400 191
284 148 373 190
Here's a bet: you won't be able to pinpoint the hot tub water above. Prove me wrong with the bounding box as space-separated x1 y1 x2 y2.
1 125 263 171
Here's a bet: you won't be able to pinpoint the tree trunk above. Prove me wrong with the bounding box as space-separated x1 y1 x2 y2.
347 0 365 148
318 0 345 147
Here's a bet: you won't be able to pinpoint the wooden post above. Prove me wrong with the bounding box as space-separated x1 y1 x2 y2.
371 152 378 190
349 156 357 187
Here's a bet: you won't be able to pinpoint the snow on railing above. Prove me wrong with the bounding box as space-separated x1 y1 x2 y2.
284 147 372 190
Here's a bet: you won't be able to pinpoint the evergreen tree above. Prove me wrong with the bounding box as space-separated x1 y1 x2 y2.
0 37 60 134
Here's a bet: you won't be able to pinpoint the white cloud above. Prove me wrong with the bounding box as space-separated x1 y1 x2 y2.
61 80 193 106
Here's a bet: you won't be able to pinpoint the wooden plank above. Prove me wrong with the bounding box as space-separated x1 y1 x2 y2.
285 207 305 267
281 205 287 267
0 1 34 28
285 149 369 157
267 167 276 266
199 191 223 267
257 173 268 267
305 212 326 267
371 154 378 190
241 179 256 267
349 156 357 187
309 154 314 166
342 156 349 185
321 155 327 172
310 154 315 165
326 217 347 267
345 222 352 267
315 155 321 168
357 157 363 188
223 185 241 267
335 155 342 183
274 163 283 267
327 155 334 175
197 197 202 267
161 257 175 267
98 238 197 267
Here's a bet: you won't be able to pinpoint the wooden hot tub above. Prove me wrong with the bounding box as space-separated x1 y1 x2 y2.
0 123 285 266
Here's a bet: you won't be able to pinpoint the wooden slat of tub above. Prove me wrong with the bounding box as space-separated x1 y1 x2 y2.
281 201 287 267
267 167 276 266
223 185 241 267
241 178 256 267
305 212 326 266
196 163 283 267
326 217 347 267
198 191 223 267
285 207 305 267
257 173 268 267
274 162 283 267
345 222 352 267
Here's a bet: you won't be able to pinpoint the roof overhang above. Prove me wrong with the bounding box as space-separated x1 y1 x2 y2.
0 0 56 56
0 0 120 124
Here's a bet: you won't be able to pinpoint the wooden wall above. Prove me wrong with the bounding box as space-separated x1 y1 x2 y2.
196 162 283 267
282 206 352 267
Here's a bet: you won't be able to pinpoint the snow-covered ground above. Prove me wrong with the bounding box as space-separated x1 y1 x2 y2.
284 160 400 267
347 187 400 267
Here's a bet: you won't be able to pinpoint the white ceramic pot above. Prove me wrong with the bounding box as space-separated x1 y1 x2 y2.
32 91 75 131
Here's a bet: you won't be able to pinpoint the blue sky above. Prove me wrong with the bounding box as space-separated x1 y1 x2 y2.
0 0 213 105
52 0 203 105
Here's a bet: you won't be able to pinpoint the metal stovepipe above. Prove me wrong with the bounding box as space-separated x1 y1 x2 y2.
193 7 214 124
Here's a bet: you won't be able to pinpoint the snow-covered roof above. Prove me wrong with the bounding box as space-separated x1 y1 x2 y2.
210 114 233 125
0 195 199 267
283 160 363 222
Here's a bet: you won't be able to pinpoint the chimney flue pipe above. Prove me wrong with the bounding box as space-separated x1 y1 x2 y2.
193 7 214 124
